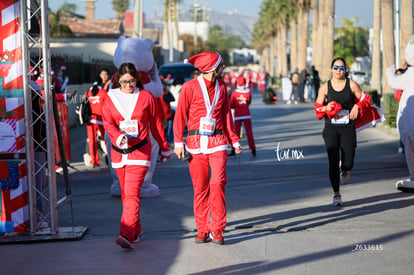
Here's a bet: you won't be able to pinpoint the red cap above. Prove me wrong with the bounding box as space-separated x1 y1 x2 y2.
237 76 246 87
188 52 222 73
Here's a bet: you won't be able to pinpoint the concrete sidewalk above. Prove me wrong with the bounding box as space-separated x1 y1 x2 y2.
1 92 413 275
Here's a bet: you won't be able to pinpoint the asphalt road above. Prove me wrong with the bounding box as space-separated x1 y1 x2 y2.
1 90 413 275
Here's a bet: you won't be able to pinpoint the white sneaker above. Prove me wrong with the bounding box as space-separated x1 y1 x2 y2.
333 194 343 206
396 179 414 190
340 170 350 185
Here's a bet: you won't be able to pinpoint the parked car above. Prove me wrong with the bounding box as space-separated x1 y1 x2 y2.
350 71 368 85
158 62 195 84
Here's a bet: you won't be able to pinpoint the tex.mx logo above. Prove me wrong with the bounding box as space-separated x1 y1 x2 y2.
275 142 304 162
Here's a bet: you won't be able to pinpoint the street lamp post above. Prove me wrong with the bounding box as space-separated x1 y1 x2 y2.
194 0 199 48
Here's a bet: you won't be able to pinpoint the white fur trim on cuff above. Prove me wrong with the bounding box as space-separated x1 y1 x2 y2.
232 142 241 148
174 142 184 148
116 134 126 147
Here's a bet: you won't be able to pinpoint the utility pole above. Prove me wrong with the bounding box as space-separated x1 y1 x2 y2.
194 0 199 47
133 0 143 38
395 0 400 66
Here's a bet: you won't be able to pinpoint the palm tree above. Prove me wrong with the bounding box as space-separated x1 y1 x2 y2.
320 0 335 81
381 0 395 94
315 0 326 75
297 0 310 71
400 0 413 66
310 0 320 70
370 0 381 94
112 0 129 20
48 8 73 38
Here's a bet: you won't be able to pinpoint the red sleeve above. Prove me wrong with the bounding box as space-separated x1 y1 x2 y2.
222 90 240 145
230 92 235 109
149 95 170 152
173 83 191 144
102 97 124 146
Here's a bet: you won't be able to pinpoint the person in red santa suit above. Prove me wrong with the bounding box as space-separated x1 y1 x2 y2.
229 75 256 157
257 70 268 93
174 52 242 245
84 79 107 167
103 63 172 249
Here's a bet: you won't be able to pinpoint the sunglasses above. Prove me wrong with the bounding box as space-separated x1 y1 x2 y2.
333 65 345 71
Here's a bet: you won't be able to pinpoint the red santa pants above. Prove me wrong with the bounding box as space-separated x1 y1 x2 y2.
86 123 105 166
235 119 256 150
116 165 149 242
188 150 228 233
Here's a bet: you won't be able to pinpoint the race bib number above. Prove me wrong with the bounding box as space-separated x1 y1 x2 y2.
331 109 350 125
199 117 216 136
120 120 139 138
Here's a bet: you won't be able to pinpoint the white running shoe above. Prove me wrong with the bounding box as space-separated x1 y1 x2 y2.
340 170 350 185
396 179 414 190
333 194 343 206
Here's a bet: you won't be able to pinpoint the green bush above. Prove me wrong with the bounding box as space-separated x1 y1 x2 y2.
382 93 398 128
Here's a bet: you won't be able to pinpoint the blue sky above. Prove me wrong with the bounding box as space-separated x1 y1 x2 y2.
49 0 373 28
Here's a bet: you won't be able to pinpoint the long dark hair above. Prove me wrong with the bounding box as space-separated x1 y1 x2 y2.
330 57 349 78
113 63 144 89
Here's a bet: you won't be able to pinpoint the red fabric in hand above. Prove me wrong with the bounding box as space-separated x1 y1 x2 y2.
314 102 326 120
326 101 342 119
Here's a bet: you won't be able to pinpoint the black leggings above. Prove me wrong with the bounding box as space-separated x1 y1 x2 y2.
322 123 356 193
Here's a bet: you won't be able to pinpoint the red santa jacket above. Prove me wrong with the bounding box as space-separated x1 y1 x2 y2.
84 87 107 125
103 88 170 168
230 88 252 120
174 76 240 154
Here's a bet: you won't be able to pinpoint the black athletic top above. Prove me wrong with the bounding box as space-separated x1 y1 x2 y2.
325 78 356 126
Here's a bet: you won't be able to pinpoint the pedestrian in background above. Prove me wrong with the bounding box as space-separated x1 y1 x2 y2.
103 63 171 249
173 52 241 245
84 78 107 167
229 75 256 157
314 57 371 206
99 68 111 91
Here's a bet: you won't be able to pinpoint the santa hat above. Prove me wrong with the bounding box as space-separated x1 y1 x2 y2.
188 52 222 73
58 62 67 70
237 76 247 89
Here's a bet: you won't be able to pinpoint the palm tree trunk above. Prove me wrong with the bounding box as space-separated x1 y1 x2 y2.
280 26 288 75
400 0 413 66
320 0 335 81
297 4 309 70
161 0 170 50
311 0 319 69
315 0 325 75
381 0 395 94
371 0 381 94
290 18 298 73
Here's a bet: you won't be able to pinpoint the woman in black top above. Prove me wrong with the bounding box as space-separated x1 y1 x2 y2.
315 57 364 206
